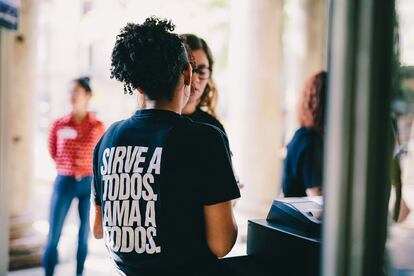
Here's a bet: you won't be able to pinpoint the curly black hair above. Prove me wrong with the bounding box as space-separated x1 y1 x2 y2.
110 17 190 100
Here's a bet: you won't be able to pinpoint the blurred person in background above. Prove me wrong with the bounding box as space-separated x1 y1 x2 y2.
282 71 327 197
43 77 105 276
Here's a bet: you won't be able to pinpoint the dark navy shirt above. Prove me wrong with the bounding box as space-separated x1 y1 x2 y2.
92 109 240 276
282 127 323 197
186 108 226 134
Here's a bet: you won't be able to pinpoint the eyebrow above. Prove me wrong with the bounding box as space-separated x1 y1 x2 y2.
196 64 209 69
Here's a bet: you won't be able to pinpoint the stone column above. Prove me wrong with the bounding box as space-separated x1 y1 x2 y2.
0 28 12 276
5 0 44 270
227 0 284 218
303 0 326 78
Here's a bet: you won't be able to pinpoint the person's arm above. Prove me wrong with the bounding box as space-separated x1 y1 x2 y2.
95 122 106 140
397 198 410 223
204 201 238 258
200 127 241 257
48 121 58 160
306 186 322 196
90 140 104 239
90 204 103 239
302 137 323 196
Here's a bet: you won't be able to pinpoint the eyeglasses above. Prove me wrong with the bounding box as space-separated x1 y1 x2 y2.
192 66 211 80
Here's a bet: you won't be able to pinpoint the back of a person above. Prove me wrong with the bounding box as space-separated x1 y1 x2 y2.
187 108 225 134
282 127 323 197
91 17 239 276
282 71 327 197
94 109 227 275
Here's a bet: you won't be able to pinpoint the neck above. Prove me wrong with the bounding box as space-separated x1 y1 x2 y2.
182 100 199 115
145 98 181 114
139 80 187 114
72 109 88 123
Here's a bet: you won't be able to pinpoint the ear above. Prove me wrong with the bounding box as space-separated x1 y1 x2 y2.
135 87 145 95
183 64 192 86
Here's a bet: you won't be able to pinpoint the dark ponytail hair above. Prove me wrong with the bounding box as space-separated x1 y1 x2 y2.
74 76 92 94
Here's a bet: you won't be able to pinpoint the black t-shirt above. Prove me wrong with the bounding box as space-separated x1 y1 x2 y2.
186 108 226 134
92 109 240 276
282 127 323 197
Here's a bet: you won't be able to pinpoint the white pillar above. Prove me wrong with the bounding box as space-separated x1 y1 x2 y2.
227 0 284 217
0 28 12 276
303 0 326 78
5 0 43 270
7 0 37 219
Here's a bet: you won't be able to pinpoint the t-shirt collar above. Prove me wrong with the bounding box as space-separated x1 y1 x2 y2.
133 109 181 119
67 112 96 125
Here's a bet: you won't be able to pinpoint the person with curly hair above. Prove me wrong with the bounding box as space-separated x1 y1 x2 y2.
43 77 105 276
180 34 226 133
282 71 328 197
90 17 240 275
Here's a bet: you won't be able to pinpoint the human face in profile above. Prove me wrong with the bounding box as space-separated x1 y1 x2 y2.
189 49 210 104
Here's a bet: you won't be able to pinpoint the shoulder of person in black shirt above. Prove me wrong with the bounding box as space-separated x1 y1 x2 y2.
170 116 238 204
186 108 226 134
92 109 239 209
91 109 240 275
282 127 323 197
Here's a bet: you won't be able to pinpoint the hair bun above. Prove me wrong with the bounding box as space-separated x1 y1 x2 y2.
81 76 90 83
75 76 92 92
110 17 189 98
143 16 175 32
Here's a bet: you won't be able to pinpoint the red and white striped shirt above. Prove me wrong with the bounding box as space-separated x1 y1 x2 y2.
48 112 105 177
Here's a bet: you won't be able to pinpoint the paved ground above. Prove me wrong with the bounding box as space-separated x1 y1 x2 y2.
7 179 414 275
8 178 247 276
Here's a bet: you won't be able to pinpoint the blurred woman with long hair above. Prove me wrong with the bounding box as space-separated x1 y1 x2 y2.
282 71 328 197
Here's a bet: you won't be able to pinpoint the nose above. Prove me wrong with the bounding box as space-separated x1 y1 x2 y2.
192 73 201 83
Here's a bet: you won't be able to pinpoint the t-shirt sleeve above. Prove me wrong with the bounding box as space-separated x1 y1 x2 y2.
214 120 226 135
301 138 322 190
95 122 106 141
91 141 102 206
200 127 241 205
48 121 58 160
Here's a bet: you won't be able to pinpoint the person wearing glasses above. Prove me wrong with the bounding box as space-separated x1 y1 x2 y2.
180 34 226 133
181 34 244 194
90 17 240 275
